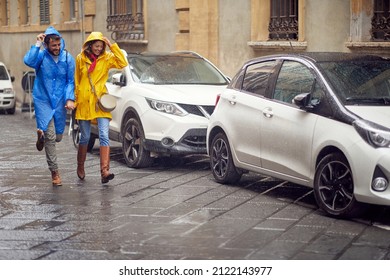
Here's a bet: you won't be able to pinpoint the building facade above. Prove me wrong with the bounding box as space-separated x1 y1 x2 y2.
1 0 390 107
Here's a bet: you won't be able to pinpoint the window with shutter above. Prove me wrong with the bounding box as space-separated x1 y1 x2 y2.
40 0 50 25
0 0 8 26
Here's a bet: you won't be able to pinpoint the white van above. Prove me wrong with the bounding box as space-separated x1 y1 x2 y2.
0 62 16 114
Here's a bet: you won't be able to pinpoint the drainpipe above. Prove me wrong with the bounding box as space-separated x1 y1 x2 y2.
79 0 85 44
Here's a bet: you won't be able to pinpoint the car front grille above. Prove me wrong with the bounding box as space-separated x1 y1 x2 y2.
178 104 215 118
179 128 207 149
182 135 206 148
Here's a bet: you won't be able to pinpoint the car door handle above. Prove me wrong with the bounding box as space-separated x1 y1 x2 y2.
227 95 236 105
263 107 273 118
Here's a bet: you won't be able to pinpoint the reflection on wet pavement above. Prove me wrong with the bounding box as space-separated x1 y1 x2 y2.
0 113 390 260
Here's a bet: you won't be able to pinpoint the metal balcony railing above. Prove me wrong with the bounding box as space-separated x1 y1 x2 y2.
268 0 298 41
107 13 145 41
371 0 390 41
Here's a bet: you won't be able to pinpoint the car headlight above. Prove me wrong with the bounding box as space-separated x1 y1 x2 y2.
3 88 13 94
353 119 390 148
146 98 188 116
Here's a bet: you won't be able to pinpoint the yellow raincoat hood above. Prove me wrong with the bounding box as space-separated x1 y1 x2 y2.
82 32 106 53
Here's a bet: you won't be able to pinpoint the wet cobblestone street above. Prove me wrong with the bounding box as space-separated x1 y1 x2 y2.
1 111 390 260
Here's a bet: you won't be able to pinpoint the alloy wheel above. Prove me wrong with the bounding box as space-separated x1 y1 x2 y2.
314 153 356 217
122 118 153 168
210 132 241 184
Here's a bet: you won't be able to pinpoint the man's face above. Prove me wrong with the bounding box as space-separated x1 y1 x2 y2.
47 39 61 56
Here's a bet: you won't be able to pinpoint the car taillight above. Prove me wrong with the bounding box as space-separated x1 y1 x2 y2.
215 94 221 106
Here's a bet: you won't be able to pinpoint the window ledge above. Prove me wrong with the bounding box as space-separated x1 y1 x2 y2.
116 39 148 45
248 41 307 51
345 41 390 51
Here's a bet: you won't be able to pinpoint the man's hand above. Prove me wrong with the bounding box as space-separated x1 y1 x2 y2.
36 33 46 43
65 100 75 110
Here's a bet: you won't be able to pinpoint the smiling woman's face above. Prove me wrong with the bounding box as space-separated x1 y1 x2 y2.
91 41 104 56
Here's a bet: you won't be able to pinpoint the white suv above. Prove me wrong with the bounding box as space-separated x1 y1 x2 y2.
207 53 390 218
72 51 229 168
0 62 16 114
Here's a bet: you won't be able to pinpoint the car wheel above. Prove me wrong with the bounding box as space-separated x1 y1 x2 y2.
122 118 154 168
86 135 96 152
6 106 15 114
314 152 361 217
210 132 242 184
71 112 95 152
71 114 80 149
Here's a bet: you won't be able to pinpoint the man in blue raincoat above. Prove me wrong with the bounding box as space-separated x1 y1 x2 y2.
24 26 75 187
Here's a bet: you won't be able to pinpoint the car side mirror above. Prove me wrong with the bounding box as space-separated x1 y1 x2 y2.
293 92 313 109
11 76 15 82
112 73 126 87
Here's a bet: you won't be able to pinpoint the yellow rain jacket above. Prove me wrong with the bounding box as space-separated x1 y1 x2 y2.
74 32 128 121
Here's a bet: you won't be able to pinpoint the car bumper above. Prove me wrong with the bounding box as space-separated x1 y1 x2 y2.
349 144 390 206
141 108 209 155
0 93 15 109
144 128 207 155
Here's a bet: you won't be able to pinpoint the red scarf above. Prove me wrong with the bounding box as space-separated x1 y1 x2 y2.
88 53 98 73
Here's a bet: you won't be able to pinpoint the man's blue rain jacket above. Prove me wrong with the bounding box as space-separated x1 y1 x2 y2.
24 26 75 134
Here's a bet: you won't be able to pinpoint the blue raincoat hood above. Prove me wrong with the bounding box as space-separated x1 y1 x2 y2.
44 26 66 51
23 26 75 134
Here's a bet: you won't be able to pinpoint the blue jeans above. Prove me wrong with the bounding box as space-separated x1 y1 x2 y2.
79 118 110 147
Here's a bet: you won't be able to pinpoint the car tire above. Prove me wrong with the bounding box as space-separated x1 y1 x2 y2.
122 118 154 168
313 152 362 218
210 132 242 184
71 112 95 152
86 135 96 152
71 116 80 149
6 106 15 115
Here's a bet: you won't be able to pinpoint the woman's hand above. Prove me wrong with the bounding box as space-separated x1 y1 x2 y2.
103 37 112 48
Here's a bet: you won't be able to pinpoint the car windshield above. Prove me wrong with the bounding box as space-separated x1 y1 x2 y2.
320 60 390 105
128 55 228 85
0 66 9 80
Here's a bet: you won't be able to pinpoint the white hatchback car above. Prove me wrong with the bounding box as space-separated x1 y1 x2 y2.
207 53 390 218
72 51 229 168
0 62 16 114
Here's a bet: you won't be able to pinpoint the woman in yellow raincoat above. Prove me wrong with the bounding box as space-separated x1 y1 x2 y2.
74 32 128 183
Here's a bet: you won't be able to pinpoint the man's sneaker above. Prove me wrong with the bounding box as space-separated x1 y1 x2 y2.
36 129 45 151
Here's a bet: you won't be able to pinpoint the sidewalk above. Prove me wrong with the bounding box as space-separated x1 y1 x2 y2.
0 112 390 260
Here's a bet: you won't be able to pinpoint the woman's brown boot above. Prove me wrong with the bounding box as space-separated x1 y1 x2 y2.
77 144 88 180
100 146 114 184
